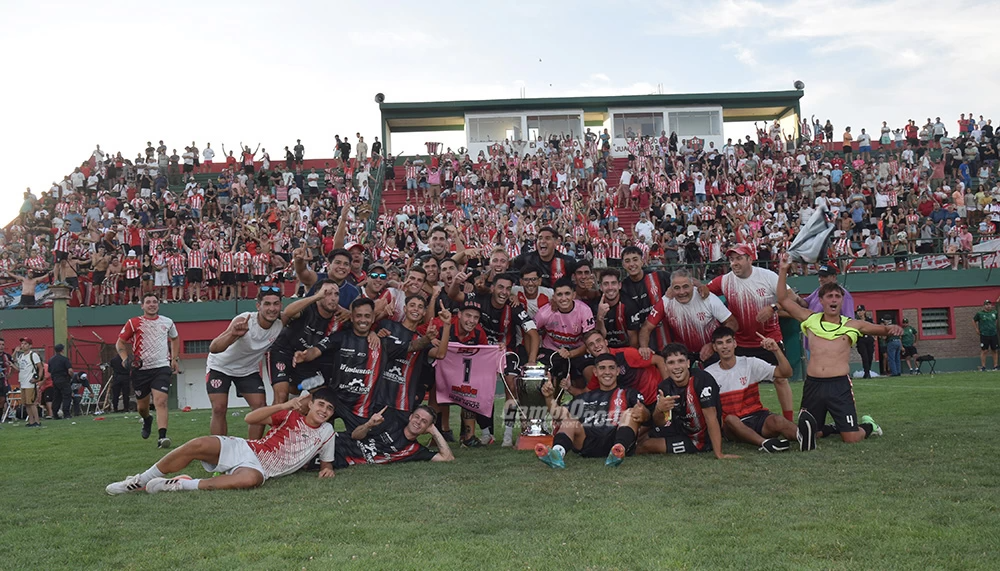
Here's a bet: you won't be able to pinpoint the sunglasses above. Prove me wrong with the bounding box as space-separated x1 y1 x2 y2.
259 285 282 294
368 272 387 280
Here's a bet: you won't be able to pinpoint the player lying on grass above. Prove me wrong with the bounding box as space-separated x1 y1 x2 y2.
106 390 337 495
777 253 896 444
703 327 815 452
536 353 649 469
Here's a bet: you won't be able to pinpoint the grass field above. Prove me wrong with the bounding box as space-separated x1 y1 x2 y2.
2 372 999 570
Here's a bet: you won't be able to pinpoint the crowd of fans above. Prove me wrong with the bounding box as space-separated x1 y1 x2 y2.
5 113 1000 308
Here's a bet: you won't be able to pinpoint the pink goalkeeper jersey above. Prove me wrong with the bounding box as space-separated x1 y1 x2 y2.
247 409 336 479
533 300 596 352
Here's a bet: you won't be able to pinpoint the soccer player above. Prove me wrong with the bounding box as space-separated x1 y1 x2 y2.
532 277 596 386
293 298 416 432
337 404 455 467
707 243 806 421
973 299 999 371
578 329 664 403
620 246 671 352
592 269 641 349
116 293 180 448
703 327 811 453
374 295 439 425
639 268 737 363
207 286 295 439
266 280 341 405
428 300 488 444
293 243 360 309
535 353 649 469
510 226 570 288
106 390 337 495
777 254 900 445
635 343 737 459
510 265 552 318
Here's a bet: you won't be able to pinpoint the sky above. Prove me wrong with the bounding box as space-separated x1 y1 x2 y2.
3 0 999 225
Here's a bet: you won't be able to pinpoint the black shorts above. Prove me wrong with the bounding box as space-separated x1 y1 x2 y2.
243 164 254 175
207 278 220 286
801 375 860 433
647 425 706 453
56 251 69 262
576 428 635 458
980 336 998 351
92 271 106 286
65 277 79 290
221 272 236 285
193 158 200 166
903 345 919 357
132 366 172 399
236 273 250 282
21 294 35 307
536 348 589 386
738 410 772 436
125 277 140 289
253 274 267 285
183 163 194 173
186 268 204 283
205 369 265 397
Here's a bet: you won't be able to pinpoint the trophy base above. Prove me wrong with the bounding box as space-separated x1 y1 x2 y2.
515 434 553 451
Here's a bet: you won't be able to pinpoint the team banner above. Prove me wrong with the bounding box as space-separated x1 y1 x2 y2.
434 343 505 415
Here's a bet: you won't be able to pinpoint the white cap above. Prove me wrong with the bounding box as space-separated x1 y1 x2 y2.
127 250 136 257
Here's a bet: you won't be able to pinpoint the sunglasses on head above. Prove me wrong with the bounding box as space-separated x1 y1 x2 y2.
259 285 282 294
368 272 387 280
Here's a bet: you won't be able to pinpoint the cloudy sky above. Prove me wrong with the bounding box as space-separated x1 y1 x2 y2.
3 0 997 224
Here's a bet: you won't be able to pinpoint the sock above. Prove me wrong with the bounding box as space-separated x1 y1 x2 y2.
614 426 637 451
861 423 874 438
821 424 840 437
553 433 573 455
481 427 492 441
158 428 167 439
783 410 794 422
139 465 164 485
180 478 201 491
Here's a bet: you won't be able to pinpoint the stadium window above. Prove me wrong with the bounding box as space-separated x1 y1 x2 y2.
612 113 664 139
526 115 580 141
919 308 953 338
468 117 521 143
183 340 212 355
667 110 721 137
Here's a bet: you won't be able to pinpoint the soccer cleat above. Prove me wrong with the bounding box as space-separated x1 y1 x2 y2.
141 417 153 439
145 475 192 494
797 410 817 451
461 436 483 448
480 434 496 446
605 443 626 467
106 474 146 495
501 434 514 447
158 437 172 449
759 438 791 453
861 415 883 437
535 444 565 469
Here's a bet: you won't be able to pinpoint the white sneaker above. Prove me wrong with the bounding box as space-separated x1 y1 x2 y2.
146 475 192 494
157 437 172 449
106 474 145 495
501 434 514 447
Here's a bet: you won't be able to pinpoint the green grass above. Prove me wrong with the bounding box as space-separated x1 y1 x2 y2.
3 373 999 570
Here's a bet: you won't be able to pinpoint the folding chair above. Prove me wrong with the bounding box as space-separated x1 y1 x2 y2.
80 383 103 415
2 389 22 423
917 355 936 375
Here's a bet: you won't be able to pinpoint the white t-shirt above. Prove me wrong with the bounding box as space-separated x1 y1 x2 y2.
17 351 42 386
619 170 632 186
704 356 775 417
634 220 655 243
203 148 216 161
647 292 732 353
206 312 284 377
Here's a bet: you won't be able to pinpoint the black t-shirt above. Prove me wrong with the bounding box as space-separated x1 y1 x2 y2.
566 386 642 439
620 270 670 324
374 320 423 413
588 297 642 348
465 293 535 350
48 354 73 383
655 369 721 451
333 413 435 468
510 250 570 289
316 329 408 431
270 304 337 356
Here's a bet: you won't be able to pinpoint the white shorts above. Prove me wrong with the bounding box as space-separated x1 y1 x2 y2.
201 435 267 480
154 269 169 287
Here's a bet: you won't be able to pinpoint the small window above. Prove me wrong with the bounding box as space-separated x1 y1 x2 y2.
920 308 951 337
183 340 212 355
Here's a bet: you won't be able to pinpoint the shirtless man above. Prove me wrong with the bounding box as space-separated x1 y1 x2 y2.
777 254 900 446
90 248 111 306
2 271 49 308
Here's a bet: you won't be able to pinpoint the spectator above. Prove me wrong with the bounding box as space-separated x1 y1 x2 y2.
973 299 999 371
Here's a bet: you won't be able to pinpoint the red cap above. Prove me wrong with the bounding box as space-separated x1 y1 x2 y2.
725 243 756 258
19 337 32 344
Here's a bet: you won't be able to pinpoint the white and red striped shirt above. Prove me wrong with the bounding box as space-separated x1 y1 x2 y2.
234 251 252 273
187 249 206 269
123 257 142 279
219 252 235 273
246 409 336 479
168 253 186 276
253 252 270 275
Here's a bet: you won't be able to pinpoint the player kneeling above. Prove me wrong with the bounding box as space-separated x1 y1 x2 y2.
107 390 337 495
704 327 814 453
536 353 648 469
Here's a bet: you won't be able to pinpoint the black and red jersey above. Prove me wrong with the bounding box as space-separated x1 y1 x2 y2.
621 270 672 350
511 250 570 289
374 320 423 413
333 413 435 468
466 293 535 351
655 369 721 451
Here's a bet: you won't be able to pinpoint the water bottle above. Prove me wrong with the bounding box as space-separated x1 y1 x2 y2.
297 373 325 392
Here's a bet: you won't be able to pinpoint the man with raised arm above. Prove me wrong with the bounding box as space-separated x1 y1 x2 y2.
777 253 900 447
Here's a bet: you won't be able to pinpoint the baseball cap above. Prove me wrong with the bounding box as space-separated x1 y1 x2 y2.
19 337 32 344
726 243 755 258
127 250 137 257
817 264 838 276
986 300 993 304
344 241 364 251
460 299 482 314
